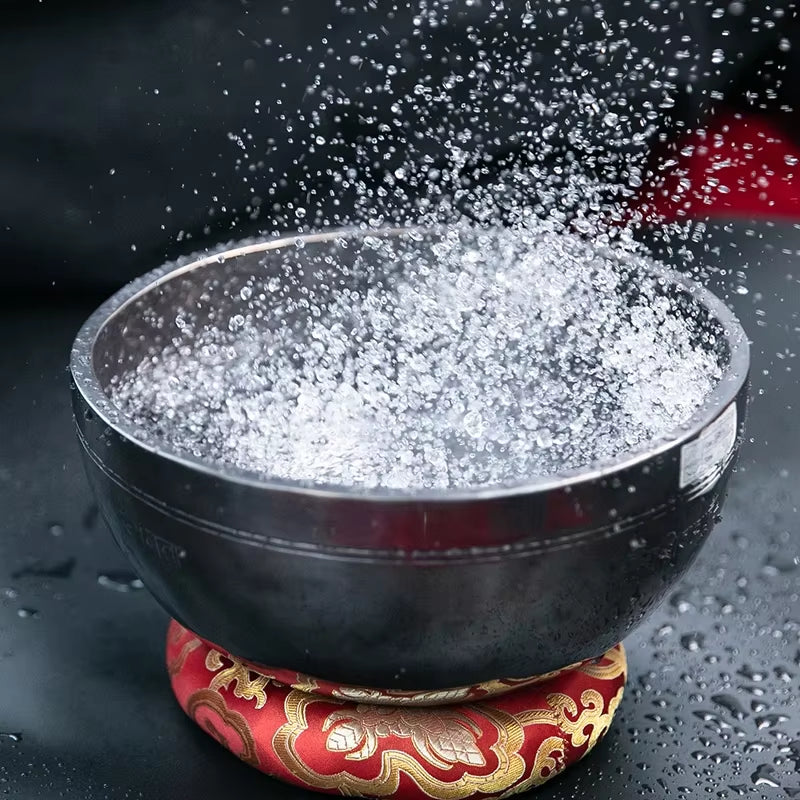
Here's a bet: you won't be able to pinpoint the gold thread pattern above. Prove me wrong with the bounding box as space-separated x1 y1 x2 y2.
323 705 486 768
547 687 624 752
575 646 627 681
498 736 566 798
168 619 627 800
212 642 625 707
272 691 528 799
187 688 260 768
167 636 201 677
205 649 270 710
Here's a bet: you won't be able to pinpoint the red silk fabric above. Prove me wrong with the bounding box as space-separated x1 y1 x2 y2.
641 113 800 221
168 621 627 798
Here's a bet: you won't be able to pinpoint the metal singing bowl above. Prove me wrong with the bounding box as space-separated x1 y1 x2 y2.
70 227 750 689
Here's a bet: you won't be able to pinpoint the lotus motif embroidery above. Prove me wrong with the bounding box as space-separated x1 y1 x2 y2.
323 706 486 769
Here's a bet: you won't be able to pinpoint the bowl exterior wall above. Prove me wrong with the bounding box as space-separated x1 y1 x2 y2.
72 383 747 688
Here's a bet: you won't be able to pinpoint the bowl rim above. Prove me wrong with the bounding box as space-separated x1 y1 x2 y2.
70 225 750 503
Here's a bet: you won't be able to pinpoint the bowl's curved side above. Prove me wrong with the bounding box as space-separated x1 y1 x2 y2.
69 226 750 505
68 226 752 685
72 346 749 553
72 378 748 688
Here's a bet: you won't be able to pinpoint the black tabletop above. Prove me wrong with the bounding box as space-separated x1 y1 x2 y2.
1 219 799 799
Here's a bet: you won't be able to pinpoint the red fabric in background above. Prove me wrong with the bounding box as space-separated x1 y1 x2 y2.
640 113 800 222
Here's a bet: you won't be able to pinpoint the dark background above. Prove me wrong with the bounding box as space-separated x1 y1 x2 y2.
2 2 800 798
1 0 799 295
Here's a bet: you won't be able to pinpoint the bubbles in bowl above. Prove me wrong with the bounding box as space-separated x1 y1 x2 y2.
108 223 724 490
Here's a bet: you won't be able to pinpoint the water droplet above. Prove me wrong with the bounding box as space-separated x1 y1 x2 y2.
48 523 64 537
96 571 144 593
787 740 800 768
774 665 793 683
228 314 246 332
0 733 21 743
629 537 646 550
463 411 485 438
711 694 748 721
16 608 39 619
737 665 767 682
680 632 705 652
761 554 798 576
670 592 695 614
693 710 730 729
756 714 789 730
751 764 781 788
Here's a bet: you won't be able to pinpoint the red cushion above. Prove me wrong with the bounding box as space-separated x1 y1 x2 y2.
167 621 627 799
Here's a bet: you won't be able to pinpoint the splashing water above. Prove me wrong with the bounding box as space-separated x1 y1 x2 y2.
110 224 723 490
108 0 736 491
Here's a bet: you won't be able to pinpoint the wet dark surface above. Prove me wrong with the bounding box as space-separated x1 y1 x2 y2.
1 219 799 798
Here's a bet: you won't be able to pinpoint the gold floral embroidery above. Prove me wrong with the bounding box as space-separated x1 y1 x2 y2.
530 736 567 784
290 673 321 695
205 650 270 710
547 686 625 752
168 622 190 646
323 706 486 768
167 636 201 677
512 708 559 727
183 632 626 800
186 688 259 768
576 645 627 681
273 690 529 799
499 736 566 798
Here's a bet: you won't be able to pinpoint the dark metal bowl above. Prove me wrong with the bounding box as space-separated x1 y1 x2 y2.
70 227 749 689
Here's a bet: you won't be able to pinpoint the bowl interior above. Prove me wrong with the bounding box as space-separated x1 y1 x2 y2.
83 227 746 494
93 228 735 387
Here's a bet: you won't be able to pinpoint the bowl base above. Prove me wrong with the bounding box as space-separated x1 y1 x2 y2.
167 621 627 797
